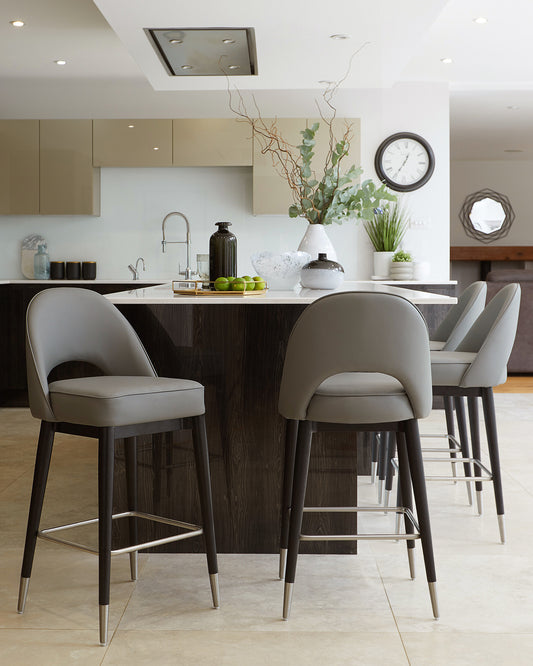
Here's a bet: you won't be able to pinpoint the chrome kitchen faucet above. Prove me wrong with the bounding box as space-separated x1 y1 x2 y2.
161 211 193 280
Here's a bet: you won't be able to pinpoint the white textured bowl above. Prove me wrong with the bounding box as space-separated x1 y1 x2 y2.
251 251 311 290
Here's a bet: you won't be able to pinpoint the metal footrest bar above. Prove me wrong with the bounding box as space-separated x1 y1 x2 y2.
423 457 492 481
38 510 203 555
300 506 420 542
391 456 492 482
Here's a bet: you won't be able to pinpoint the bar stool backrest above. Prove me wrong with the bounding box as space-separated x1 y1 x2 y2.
26 288 156 422
278 291 432 421
455 283 521 388
433 281 487 351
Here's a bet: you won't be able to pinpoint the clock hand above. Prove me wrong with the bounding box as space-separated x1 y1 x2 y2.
392 153 409 178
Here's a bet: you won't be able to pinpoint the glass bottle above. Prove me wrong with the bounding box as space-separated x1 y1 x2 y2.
209 221 237 288
34 244 50 280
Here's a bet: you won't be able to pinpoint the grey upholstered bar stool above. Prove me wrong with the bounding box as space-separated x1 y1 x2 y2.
374 282 488 504
424 281 488 503
278 291 438 620
18 288 219 645
430 283 520 542
429 281 487 351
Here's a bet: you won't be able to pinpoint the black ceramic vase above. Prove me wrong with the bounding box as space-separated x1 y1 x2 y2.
209 221 237 287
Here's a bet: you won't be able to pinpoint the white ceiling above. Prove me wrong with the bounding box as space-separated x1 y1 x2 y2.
1 0 532 160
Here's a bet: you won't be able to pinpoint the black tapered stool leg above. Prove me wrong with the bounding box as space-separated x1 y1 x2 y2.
455 397 473 505
124 436 139 581
404 419 439 619
467 396 483 515
280 419 298 579
396 431 416 577
152 433 163 513
481 388 506 543
283 420 313 620
98 427 115 646
384 433 397 508
18 421 56 614
378 432 389 503
370 432 379 484
191 414 220 609
443 396 458 479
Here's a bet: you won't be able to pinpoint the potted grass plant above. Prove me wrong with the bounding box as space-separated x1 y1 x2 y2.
364 203 410 278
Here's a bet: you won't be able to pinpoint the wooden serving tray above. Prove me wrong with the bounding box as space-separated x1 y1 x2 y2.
172 280 267 296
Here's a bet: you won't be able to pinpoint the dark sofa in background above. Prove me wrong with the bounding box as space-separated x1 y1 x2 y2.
486 270 533 373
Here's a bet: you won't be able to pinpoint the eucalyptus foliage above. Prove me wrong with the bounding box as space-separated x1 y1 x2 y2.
364 203 410 252
288 123 395 225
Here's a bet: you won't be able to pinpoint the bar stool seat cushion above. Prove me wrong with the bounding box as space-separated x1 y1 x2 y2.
48 376 205 427
430 351 478 387
306 372 416 423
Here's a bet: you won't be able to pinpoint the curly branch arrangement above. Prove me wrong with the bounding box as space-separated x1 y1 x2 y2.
226 45 395 224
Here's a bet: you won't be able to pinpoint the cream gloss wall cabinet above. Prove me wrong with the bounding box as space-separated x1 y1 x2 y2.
92 120 173 167
0 120 99 216
172 119 252 167
40 120 100 216
0 120 39 214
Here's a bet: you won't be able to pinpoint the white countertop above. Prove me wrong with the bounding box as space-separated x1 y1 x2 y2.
105 281 457 305
0 279 165 285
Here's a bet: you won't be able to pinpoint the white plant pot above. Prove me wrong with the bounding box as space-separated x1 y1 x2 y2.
372 251 394 279
297 223 337 261
389 261 413 280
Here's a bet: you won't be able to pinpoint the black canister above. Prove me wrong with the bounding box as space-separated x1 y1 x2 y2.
66 261 81 280
50 261 65 280
82 261 97 280
209 221 237 288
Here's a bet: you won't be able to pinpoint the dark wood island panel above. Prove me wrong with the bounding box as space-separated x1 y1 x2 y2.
117 303 361 554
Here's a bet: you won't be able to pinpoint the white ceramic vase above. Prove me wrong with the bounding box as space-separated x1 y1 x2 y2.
297 223 337 261
389 261 413 280
372 251 394 279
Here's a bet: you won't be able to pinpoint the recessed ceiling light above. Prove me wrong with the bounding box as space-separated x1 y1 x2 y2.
473 17 488 24
504 149 523 153
507 105 520 110
169 39 182 45
222 39 235 44
128 124 135 128
227 64 240 70
330 34 350 40
54 59 67 66
181 64 193 70
10 20 25 27
440 57 453 64
153 147 159 151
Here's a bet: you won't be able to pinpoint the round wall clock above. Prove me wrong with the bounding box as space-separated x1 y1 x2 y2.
374 132 435 192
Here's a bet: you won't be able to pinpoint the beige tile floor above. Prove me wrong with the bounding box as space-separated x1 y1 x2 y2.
1 397 532 665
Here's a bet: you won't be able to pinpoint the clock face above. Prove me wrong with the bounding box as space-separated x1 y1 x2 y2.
375 132 435 192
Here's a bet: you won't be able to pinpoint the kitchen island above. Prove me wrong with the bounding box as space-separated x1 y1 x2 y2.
104 281 456 554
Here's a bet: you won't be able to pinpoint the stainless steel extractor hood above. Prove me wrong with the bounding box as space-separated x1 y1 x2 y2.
145 27 257 76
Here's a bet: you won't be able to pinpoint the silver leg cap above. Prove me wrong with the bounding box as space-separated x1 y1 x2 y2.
476 490 483 516
407 547 416 580
279 549 287 580
210 573 220 609
17 577 30 614
466 481 473 506
498 514 506 544
283 582 293 620
429 581 439 619
99 604 109 646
